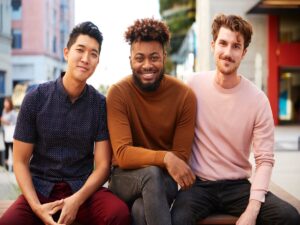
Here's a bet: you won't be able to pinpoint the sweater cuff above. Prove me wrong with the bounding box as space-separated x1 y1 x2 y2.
250 190 267 203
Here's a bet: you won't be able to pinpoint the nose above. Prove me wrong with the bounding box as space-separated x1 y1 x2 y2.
81 52 89 64
142 59 152 69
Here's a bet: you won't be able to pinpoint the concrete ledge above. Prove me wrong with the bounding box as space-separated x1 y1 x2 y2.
1 182 299 225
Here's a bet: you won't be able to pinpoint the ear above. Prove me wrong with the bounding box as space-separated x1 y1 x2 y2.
242 48 247 58
63 47 69 61
210 40 215 52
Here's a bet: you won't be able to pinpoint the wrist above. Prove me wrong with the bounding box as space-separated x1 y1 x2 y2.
246 199 261 216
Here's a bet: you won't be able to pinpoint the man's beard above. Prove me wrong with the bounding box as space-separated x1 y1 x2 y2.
132 70 164 92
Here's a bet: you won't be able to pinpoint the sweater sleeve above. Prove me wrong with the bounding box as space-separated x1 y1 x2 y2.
171 88 197 162
106 85 167 169
250 95 275 202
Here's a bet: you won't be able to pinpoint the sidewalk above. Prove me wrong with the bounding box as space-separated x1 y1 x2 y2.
0 126 299 200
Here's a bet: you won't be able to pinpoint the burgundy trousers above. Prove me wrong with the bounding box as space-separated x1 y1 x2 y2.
0 182 130 225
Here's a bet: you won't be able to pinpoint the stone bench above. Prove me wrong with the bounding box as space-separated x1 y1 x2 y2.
1 182 299 224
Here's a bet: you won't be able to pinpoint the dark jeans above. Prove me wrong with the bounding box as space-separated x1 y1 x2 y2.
0 182 131 225
109 166 178 225
171 178 300 225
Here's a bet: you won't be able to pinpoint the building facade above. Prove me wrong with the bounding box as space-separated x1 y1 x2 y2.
11 0 74 85
0 0 12 97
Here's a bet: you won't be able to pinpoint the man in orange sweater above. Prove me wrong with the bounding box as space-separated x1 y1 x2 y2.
107 18 197 225
171 14 300 225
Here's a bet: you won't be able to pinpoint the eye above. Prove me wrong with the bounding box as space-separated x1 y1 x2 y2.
134 56 144 62
91 52 98 58
233 44 241 49
76 48 84 53
151 55 159 62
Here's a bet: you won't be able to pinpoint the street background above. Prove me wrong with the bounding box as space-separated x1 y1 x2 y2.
0 125 299 200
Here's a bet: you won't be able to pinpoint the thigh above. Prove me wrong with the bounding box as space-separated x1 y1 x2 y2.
222 179 251 216
171 179 217 225
76 187 130 225
0 195 43 225
256 192 300 225
162 170 178 205
109 166 166 205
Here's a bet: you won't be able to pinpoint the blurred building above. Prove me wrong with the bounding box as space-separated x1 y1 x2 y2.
11 0 74 85
0 0 12 97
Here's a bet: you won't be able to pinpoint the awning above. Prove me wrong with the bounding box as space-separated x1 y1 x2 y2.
247 0 300 14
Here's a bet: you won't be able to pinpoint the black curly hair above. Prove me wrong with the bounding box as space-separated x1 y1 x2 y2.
124 18 170 49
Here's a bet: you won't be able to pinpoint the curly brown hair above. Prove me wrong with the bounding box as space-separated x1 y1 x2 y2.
211 14 253 49
124 18 170 48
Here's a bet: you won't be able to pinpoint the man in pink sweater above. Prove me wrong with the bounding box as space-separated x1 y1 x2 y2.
171 14 300 225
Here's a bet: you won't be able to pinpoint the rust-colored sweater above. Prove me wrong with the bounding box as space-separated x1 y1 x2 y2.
107 75 196 169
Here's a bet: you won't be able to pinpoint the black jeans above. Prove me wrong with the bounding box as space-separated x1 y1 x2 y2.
109 166 178 225
171 178 300 225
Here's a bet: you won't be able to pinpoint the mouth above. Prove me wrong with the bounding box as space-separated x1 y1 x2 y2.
77 66 89 72
141 73 156 81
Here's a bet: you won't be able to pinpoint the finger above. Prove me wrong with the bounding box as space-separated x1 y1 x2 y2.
49 199 64 208
49 203 64 215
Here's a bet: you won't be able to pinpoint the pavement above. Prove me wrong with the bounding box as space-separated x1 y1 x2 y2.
0 125 299 200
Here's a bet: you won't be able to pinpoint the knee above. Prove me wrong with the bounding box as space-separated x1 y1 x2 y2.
143 166 162 180
105 200 131 225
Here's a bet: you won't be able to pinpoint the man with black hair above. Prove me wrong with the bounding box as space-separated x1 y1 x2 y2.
107 18 197 225
0 21 130 225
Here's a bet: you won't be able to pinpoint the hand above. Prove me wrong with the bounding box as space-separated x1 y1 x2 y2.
33 199 65 225
236 200 261 225
57 195 81 225
164 152 195 189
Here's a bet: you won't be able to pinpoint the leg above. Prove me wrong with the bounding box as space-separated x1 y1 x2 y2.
76 187 130 225
171 178 218 225
221 180 300 225
0 195 44 225
256 192 300 225
109 166 177 225
131 198 146 225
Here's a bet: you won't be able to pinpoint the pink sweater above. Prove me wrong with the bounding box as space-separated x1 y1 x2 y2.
188 71 275 202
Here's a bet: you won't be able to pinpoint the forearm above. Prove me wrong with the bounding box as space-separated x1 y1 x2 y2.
72 165 110 206
114 145 167 169
250 163 273 202
14 161 41 212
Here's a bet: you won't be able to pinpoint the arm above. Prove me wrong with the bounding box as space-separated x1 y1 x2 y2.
58 140 111 225
164 89 197 189
237 96 275 225
13 140 64 225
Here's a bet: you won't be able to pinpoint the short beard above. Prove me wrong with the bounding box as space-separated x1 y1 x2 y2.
133 70 164 92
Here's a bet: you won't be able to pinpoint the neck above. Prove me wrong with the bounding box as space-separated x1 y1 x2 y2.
215 71 241 89
62 73 86 102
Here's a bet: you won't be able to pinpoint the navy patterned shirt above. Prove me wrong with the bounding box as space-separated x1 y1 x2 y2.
14 74 109 197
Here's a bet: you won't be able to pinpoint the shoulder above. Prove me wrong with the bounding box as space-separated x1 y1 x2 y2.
23 80 55 104
107 75 132 97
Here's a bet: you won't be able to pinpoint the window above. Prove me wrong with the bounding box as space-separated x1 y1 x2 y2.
0 71 5 97
279 14 300 43
11 0 22 20
53 36 57 53
12 29 22 49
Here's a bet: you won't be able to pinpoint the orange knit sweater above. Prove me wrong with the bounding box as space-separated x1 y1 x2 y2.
107 75 196 169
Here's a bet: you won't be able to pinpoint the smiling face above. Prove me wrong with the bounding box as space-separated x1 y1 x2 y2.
212 27 247 76
130 41 166 92
64 34 100 83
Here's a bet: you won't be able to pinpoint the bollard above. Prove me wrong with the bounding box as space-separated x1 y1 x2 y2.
298 136 300 151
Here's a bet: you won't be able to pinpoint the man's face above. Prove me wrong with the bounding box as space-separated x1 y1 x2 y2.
64 34 100 83
211 27 247 76
130 41 165 92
